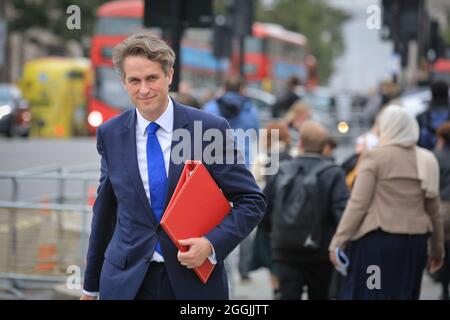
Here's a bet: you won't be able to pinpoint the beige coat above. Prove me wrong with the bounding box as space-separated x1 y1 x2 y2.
329 145 444 258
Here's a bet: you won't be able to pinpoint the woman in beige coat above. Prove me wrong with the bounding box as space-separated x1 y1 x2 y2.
329 105 444 299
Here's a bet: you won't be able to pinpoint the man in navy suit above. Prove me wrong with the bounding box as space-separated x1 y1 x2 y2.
80 32 266 300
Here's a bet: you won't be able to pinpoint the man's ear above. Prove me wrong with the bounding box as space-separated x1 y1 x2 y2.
167 68 174 85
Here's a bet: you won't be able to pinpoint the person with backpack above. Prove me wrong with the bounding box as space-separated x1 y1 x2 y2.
417 80 450 150
265 121 349 299
329 105 444 300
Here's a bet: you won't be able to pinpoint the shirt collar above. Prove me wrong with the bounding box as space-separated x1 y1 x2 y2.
136 97 174 136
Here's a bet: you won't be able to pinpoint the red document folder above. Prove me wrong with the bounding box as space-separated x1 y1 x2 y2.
160 161 232 284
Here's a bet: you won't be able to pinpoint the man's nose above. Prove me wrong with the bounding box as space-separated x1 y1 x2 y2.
139 83 150 95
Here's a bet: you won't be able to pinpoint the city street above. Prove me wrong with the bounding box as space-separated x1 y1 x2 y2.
0 138 444 300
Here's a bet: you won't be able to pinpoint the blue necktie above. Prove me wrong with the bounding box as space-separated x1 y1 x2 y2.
146 122 167 256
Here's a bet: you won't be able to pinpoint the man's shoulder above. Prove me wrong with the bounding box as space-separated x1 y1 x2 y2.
98 109 133 133
175 101 226 127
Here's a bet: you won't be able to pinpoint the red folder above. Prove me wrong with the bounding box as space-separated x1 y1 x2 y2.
160 161 232 284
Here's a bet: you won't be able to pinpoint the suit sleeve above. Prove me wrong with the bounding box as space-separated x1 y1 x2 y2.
83 127 117 292
204 118 266 260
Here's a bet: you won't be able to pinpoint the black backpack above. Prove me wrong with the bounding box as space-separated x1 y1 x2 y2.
271 158 335 251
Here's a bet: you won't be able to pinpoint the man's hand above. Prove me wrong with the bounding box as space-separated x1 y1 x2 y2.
177 237 213 269
80 293 98 300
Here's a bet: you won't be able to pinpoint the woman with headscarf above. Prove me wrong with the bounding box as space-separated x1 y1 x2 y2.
328 105 445 300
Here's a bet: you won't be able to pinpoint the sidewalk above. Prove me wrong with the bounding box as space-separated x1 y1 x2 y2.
226 248 273 300
228 246 443 300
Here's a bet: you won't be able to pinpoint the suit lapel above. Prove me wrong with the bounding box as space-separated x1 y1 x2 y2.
165 100 189 208
120 110 157 224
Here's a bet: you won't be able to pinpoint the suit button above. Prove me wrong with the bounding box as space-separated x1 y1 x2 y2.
144 256 150 263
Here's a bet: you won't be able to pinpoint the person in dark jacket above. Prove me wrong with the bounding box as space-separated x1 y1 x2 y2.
434 122 450 300
271 76 304 118
417 80 450 150
266 121 349 300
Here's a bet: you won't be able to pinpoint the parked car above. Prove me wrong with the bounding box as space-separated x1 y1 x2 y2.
391 86 450 119
0 84 31 137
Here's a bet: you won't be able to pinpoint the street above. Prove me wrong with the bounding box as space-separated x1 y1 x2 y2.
0 137 444 300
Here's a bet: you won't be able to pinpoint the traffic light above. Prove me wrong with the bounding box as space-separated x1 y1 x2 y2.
381 0 423 42
382 0 424 67
229 0 254 36
143 0 213 28
213 15 232 59
428 20 444 61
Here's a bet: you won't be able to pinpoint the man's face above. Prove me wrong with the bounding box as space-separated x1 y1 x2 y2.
123 55 173 121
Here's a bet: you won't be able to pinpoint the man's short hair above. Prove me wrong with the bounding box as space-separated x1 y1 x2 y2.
112 31 175 80
324 136 338 149
431 80 449 106
224 75 245 93
437 121 450 145
300 121 328 153
288 76 301 88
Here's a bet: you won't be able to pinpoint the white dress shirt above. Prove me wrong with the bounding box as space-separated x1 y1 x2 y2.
136 98 173 262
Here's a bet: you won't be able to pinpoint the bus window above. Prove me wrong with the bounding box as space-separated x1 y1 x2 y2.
95 17 143 35
94 67 133 110
245 37 263 53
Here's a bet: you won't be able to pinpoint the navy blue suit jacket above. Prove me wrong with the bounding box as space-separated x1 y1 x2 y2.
83 100 266 299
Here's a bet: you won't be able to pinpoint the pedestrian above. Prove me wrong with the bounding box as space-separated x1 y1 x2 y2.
342 117 380 190
251 120 292 187
250 120 293 299
434 122 450 300
329 105 444 300
271 76 304 118
80 31 266 300
322 136 338 160
284 101 312 156
417 80 450 150
204 75 260 283
267 121 349 299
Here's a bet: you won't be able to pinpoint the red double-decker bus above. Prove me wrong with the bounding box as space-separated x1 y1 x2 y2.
244 22 317 93
87 0 317 134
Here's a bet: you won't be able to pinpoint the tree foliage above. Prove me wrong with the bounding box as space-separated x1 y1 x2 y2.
256 0 349 84
9 0 108 43
8 0 349 83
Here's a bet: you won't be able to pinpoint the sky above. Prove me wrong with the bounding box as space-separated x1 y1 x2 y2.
327 0 394 94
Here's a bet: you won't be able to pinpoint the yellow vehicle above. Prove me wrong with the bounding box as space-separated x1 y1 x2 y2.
19 57 91 137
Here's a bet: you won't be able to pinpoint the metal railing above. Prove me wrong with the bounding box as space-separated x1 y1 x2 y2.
0 164 99 299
